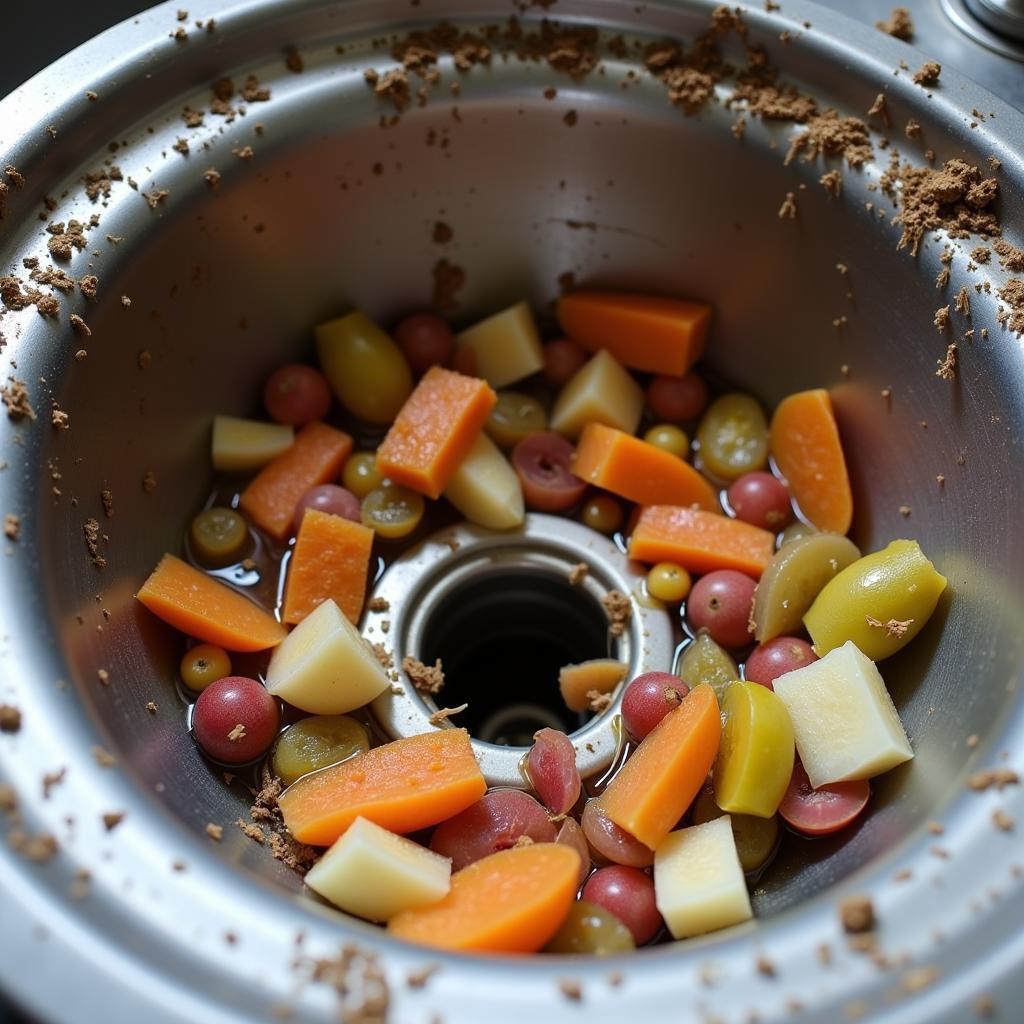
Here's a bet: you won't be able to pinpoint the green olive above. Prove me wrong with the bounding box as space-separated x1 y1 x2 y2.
753 532 861 642
272 715 370 786
696 393 769 481
677 631 739 703
647 562 692 603
342 452 384 499
361 485 425 540
190 507 249 567
180 644 231 691
643 423 690 459
486 391 548 449
315 311 413 424
778 520 817 549
579 495 623 535
544 901 635 955
690 786 780 873
803 539 947 660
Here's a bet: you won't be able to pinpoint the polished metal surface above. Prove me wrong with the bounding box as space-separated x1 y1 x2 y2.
1 1 1023 1022
368 514 674 787
942 0 1024 59
965 0 1024 40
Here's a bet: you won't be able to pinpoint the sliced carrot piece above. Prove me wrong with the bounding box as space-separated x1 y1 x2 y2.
556 291 711 376
573 422 718 511
387 844 580 953
239 422 353 542
137 553 286 652
629 506 774 579
559 659 627 712
282 508 374 626
376 366 497 499
279 729 486 846
598 684 721 850
770 389 853 535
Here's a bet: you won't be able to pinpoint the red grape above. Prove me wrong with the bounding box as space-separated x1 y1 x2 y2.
727 472 793 531
744 637 817 690
430 790 556 870
686 570 757 649
292 484 362 534
511 432 587 512
528 728 581 815
450 344 478 377
555 817 592 886
620 672 690 741
582 865 662 944
778 762 870 836
543 338 587 386
646 372 709 422
394 313 454 374
192 676 279 765
581 799 653 868
263 364 331 426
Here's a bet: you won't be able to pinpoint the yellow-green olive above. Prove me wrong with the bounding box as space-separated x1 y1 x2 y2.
696 393 769 481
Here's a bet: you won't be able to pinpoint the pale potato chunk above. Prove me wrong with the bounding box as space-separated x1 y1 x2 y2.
549 349 644 439
455 301 544 388
443 432 524 530
266 599 390 714
305 816 452 921
654 816 752 940
773 640 913 789
212 415 293 471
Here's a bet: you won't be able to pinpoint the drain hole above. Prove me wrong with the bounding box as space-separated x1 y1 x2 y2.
420 567 613 743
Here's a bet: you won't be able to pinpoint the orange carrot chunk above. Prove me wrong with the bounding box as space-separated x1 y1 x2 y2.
629 506 774 579
598 684 721 850
376 366 497 499
556 291 711 376
240 422 353 542
573 422 718 511
770 388 853 535
137 553 286 652
279 729 486 846
282 508 374 626
388 844 580 953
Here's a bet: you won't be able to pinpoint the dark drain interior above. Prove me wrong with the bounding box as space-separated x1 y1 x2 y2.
420 567 613 744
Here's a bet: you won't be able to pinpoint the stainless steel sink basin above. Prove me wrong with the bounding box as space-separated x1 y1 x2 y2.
1 1 1023 1021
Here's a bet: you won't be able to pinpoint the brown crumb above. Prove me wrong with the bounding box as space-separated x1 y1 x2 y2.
934 305 950 332
285 47 304 73
102 811 125 832
69 314 91 336
431 258 465 312
96 669 109 686
955 286 971 315
893 868 913 882
432 221 453 244
0 704 22 733
601 590 632 636
936 343 958 380
371 643 393 671
992 809 1014 832
912 61 940 86
778 191 797 219
1 377 35 421
100 488 114 518
428 703 468 726
876 7 913 39
968 768 1019 791
46 220 88 261
227 723 247 742
839 895 875 934
143 189 169 209
83 517 106 569
51 405 69 430
756 955 777 978
586 689 613 713
146 701 158 714
568 561 589 585
205 823 224 841
232 145 254 160
402 655 445 696
820 170 842 197
248 766 317 873
998 279 1024 334
558 978 582 1002
935 267 950 289
12 831 59 863
41 767 66 798
927 820 945 835
236 818 265 844
974 995 997 1018
867 93 888 124
367 597 390 612
3 514 19 542
899 504 912 517
406 964 441 989
121 295 132 309
563 109 578 127
902 966 938 993
204 168 221 189
92 746 116 767
142 471 157 494
865 615 913 638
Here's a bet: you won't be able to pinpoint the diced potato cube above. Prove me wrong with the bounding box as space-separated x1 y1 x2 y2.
455 301 544 388
654 816 752 939
549 349 644 439
773 640 913 789
559 659 627 712
305 816 452 922
266 599 390 714
443 432 524 530
212 415 293 471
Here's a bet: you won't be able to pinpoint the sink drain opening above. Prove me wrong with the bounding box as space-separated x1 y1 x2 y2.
419 566 612 742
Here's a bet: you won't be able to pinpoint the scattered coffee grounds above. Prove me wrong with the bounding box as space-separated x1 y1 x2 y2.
867 93 888 124
432 221 453 244
182 106 204 127
992 809 1014 832
102 811 126 831
998 280 1024 334
246 765 318 874
935 343 957 380
778 191 797 219
51 405 69 429
10 831 59 863
0 704 22 732
69 314 91 336
432 258 465 311
933 305 950 332
203 168 221 189
601 589 632 637
3 513 19 541
79 275 99 299
232 145 254 160
172 138 190 156
968 768 1019 791
954 286 970 315
912 61 940 87
587 690 613 713
83 517 106 569
558 978 583 1001
307 943 390 1023
364 68 412 112
142 470 157 493
821 172 842 197
285 47 305 74
839 895 875 934
46 220 88 261
5 165 25 189
1 377 35 421
205 822 224 841
905 119 921 138
241 75 271 102
143 189 170 209
568 561 589 585
876 7 914 40
993 240 1024 273
367 596 390 612
785 111 873 168
402 655 445 695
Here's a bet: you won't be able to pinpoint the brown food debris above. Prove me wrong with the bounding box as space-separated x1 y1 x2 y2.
79 275 99 300
972 247 991 264
3 514 19 541
568 561 589 585
285 47 305 73
142 471 157 494
432 221 453 244
232 145 254 160
0 704 22 733
142 189 169 209
935 343 958 381
243 766 317 873
428 703 468 725
935 267 950 289
146 701 158 714
241 75 271 102
92 746 117 767
993 240 1024 272
905 119 921 139
867 93 888 123
69 314 91 336
912 61 941 87
227 723 247 742
820 170 842 197
998 280 1024 334
2 377 36 421
839 895 875 934
778 191 798 219
367 597 390 612
205 823 224 841
96 669 109 686
84 517 106 568
11 831 59 863
371 643 393 671
876 7 914 39
955 287 971 315
992 809 1014 832
902 966 939 993
974 995 998 1018
47 220 88 260
865 615 913 638
204 168 221 189
558 978 583 1001
601 590 632 637
102 811 125 832
402 655 445 696
785 111 873 169
586 689 613 713
236 818 265 844
934 305 950 332
100 488 114 518
968 768 1019 791
41 767 66 798
406 964 440 989
756 955 777 978
431 258 465 312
